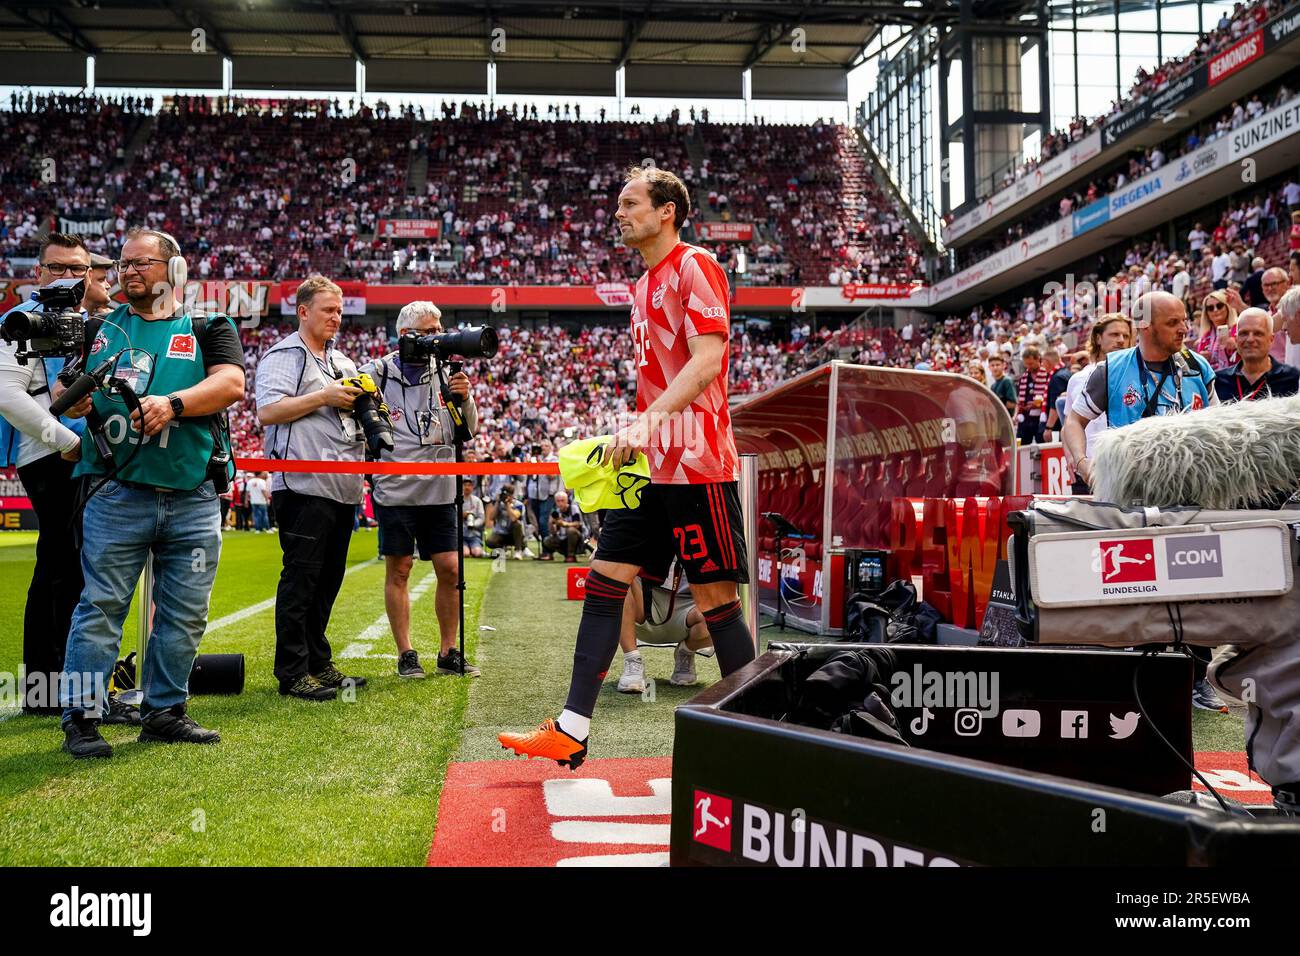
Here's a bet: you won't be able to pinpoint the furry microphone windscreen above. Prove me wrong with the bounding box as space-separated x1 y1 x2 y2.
1091 394 1300 509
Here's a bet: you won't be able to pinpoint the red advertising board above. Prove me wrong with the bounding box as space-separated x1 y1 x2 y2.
841 282 923 300
376 219 442 239
0 279 858 313
695 222 753 242
1209 29 1264 84
1 466 36 530
279 279 368 316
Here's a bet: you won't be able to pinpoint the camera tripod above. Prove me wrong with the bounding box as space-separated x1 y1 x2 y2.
433 354 473 676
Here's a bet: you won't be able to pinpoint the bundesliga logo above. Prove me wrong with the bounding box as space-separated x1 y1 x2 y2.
167 333 196 360
692 789 732 851
1095 539 1156 583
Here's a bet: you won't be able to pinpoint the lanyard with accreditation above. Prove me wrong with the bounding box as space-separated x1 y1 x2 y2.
1136 357 1180 417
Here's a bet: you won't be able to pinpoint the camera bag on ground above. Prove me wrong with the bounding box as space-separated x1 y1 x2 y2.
1009 497 1300 788
789 647 908 746
843 579 942 644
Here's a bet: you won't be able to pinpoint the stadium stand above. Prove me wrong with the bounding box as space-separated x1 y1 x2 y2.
964 0 1288 209
2 95 924 289
948 71 1298 274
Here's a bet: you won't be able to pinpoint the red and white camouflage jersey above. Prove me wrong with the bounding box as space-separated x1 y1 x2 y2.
630 241 739 485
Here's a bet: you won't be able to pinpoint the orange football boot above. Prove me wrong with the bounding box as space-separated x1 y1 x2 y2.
498 718 588 769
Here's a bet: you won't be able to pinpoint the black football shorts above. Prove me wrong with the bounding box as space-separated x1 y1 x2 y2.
594 481 748 585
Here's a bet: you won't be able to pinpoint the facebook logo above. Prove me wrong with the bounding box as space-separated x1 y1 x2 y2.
1060 711 1089 739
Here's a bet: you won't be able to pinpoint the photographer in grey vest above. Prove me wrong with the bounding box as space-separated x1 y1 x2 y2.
359 301 481 679
255 275 369 702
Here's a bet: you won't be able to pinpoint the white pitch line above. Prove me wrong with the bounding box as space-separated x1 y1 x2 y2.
556 852 670 867
205 557 379 636
338 565 438 659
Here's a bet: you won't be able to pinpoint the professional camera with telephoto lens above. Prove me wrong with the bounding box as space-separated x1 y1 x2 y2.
398 325 500 364
0 278 86 363
339 372 395 459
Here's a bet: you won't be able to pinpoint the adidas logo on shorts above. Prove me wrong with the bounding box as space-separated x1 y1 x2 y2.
699 558 719 573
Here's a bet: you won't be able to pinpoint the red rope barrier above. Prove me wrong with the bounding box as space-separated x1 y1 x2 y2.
233 457 560 476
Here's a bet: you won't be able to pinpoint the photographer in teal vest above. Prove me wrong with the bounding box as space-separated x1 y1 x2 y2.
59 228 246 759
1062 289 1225 715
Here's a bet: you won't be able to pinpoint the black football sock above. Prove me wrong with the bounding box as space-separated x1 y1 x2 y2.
702 600 757 677
562 570 631 721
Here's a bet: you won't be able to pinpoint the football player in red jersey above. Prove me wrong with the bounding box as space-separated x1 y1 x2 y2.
499 166 754 769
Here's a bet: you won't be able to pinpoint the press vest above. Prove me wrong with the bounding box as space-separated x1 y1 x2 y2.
359 353 477 507
1104 345 1213 430
260 331 365 505
74 304 231 491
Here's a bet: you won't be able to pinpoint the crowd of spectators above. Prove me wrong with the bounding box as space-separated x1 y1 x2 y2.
1 92 924 290
963 0 1287 211
911 172 1300 423
351 114 921 288
226 319 837 459
950 72 1296 274
0 94 136 269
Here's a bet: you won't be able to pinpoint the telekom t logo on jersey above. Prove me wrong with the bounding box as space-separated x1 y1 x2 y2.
1096 539 1156 583
693 790 732 851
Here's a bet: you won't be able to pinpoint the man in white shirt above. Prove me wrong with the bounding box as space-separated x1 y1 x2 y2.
0 234 95 715
1284 179 1300 211
1211 246 1232 288
246 471 271 531
1187 223 1208 254
1171 260 1191 302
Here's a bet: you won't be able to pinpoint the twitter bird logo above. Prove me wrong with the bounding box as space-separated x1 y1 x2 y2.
1109 712 1140 740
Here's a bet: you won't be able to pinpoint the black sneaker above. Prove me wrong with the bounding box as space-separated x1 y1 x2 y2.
138 704 221 745
311 663 368 690
102 693 142 726
280 674 337 701
62 714 112 759
436 647 481 677
1192 678 1229 713
1274 786 1300 817
397 650 426 679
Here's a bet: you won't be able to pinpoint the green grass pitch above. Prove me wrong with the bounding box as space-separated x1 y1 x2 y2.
0 530 1245 864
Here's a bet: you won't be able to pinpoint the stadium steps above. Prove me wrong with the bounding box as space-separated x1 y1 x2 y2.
406 120 431 198
852 125 939 258
683 133 716 218
120 113 155 174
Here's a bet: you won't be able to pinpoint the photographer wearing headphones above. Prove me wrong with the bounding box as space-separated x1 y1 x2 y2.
60 228 245 758
358 300 481 679
256 275 369 702
1 234 96 716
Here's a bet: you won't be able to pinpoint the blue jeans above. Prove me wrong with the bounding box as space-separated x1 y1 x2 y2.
531 497 554 540
252 503 269 531
61 480 223 721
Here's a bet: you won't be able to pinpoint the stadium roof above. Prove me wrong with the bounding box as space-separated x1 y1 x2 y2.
0 1 968 73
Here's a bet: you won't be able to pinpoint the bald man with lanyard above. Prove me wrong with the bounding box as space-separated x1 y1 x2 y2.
1063 290 1225 714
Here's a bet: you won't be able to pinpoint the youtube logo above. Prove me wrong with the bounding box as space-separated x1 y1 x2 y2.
1001 709 1040 738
